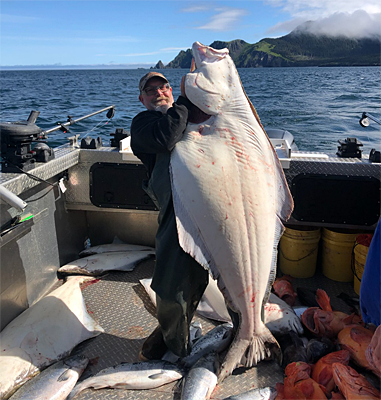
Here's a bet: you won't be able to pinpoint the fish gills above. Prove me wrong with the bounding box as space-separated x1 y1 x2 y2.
170 41 293 381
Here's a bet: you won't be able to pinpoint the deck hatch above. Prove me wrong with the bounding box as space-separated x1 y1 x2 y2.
89 162 157 210
291 173 380 226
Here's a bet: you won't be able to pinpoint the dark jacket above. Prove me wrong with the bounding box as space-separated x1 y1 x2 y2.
130 96 193 177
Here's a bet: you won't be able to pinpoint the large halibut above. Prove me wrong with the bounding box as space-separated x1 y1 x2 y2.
170 42 294 381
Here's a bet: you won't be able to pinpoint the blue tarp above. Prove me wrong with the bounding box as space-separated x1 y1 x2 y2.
360 218 381 326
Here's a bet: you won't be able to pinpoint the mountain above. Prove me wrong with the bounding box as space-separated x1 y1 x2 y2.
159 31 380 69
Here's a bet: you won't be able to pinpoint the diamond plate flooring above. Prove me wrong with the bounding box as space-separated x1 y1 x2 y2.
69 258 357 399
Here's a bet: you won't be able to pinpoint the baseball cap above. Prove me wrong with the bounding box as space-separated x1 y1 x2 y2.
139 72 169 93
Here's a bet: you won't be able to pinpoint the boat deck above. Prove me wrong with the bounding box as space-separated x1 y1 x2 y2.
69 258 357 400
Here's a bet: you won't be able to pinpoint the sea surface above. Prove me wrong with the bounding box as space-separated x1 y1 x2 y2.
1 67 380 155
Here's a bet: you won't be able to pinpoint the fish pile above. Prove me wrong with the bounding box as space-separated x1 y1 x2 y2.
0 276 104 399
170 41 294 381
274 285 381 400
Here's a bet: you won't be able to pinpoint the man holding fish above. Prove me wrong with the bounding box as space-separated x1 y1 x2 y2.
130 71 210 361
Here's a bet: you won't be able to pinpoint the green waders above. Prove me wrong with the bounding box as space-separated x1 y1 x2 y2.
144 153 209 357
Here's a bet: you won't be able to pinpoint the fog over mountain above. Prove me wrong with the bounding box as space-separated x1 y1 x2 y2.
292 10 381 39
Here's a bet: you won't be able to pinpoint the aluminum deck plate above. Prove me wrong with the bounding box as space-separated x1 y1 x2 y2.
69 259 357 400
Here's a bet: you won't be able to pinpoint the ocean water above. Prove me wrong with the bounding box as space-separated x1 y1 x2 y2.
1 67 380 154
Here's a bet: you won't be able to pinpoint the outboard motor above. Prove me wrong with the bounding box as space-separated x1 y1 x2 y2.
0 111 53 173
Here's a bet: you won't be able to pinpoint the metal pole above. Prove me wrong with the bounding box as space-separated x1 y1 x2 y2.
42 105 115 135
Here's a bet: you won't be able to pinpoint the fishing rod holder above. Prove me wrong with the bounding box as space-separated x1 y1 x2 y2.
359 112 381 127
0 105 115 173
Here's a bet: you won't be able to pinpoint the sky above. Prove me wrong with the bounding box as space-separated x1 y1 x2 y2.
0 0 380 67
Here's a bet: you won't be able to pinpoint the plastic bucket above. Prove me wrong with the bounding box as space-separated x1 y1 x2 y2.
321 229 358 282
352 234 373 295
279 227 321 278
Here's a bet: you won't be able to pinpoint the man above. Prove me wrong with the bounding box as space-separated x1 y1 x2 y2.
130 72 209 360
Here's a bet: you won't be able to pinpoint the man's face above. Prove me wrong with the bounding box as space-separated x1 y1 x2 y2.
139 78 174 112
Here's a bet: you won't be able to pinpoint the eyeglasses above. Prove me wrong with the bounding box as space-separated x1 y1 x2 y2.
142 83 171 96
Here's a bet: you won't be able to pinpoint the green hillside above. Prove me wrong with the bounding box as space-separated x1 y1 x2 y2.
158 32 380 69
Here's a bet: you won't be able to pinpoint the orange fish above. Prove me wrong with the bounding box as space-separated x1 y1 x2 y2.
284 361 329 399
365 324 381 378
338 325 374 371
273 276 297 307
275 382 286 400
301 289 363 338
332 362 380 399
311 349 350 391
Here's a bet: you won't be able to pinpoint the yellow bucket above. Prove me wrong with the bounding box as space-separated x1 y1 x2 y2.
279 227 321 278
353 234 373 295
321 229 358 282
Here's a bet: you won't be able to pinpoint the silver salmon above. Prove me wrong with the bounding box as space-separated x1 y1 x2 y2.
9 355 89 400
170 41 293 381
181 352 219 400
67 360 183 399
181 323 233 368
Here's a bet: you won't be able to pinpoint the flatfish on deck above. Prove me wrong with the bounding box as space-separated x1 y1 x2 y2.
170 42 293 380
58 250 155 276
0 276 103 399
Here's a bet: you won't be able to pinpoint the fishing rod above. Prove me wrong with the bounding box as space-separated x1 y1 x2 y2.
42 105 116 136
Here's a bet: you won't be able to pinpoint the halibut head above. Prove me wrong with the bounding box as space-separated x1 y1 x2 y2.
170 42 294 381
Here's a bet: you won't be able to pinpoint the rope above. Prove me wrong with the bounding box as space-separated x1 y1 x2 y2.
279 245 319 262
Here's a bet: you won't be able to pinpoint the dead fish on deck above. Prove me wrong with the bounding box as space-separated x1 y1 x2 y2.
338 325 375 371
265 293 304 336
306 337 336 364
273 276 297 307
332 362 381 399
170 41 294 380
277 331 308 369
222 387 277 400
0 276 103 399
181 323 234 368
79 243 155 257
301 289 363 338
311 349 350 392
58 250 155 276
9 355 89 400
181 352 219 400
67 360 183 399
365 324 381 378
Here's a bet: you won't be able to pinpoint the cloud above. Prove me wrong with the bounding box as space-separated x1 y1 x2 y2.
182 6 210 13
195 8 247 31
181 5 247 32
300 10 381 38
265 0 381 37
265 0 381 19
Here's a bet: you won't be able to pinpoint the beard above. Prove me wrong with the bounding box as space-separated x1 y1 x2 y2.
151 97 172 114
154 103 171 114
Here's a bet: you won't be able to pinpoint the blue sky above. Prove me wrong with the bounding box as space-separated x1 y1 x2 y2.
1 0 380 67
